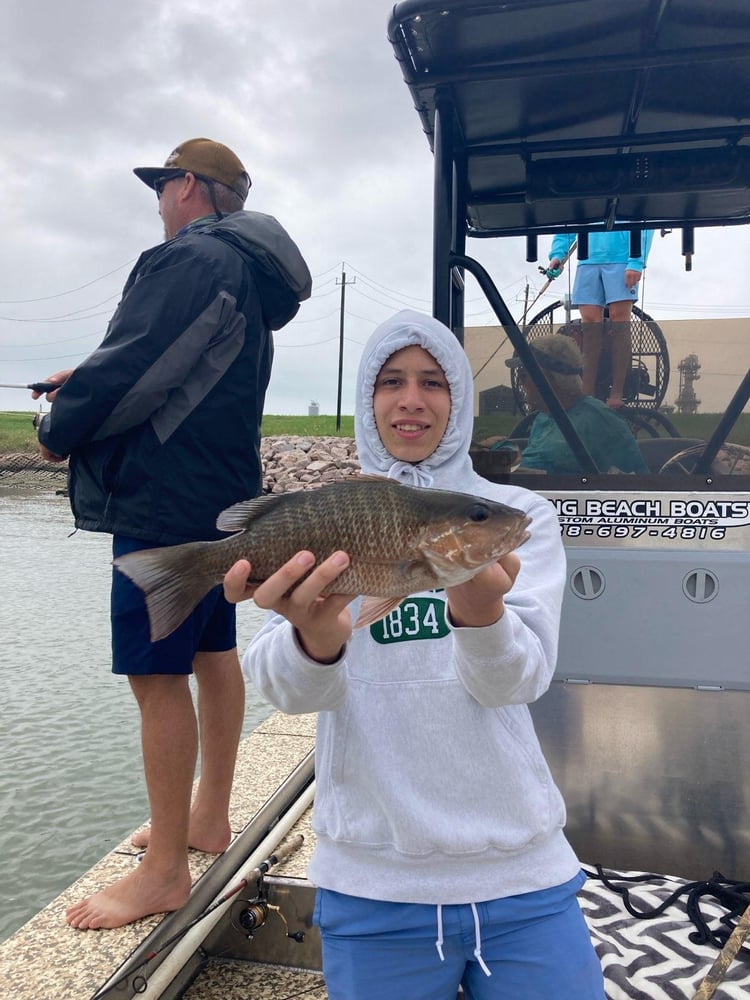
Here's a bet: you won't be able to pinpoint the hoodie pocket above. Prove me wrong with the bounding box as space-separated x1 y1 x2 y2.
319 684 566 857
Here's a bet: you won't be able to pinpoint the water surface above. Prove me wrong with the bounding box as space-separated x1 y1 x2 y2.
0 484 270 942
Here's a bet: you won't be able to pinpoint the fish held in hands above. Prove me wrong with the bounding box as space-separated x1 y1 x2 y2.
113 477 532 642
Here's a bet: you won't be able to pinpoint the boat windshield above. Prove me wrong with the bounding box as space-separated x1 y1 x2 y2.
470 311 749 490
389 0 750 491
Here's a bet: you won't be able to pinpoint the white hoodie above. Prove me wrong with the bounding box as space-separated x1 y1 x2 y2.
243 310 580 904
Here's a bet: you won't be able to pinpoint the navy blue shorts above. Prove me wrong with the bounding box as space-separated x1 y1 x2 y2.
111 535 237 676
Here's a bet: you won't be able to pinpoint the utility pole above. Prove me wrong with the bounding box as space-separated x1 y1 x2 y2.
335 266 356 430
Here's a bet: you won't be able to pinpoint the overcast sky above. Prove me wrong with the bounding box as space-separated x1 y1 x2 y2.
2 0 749 418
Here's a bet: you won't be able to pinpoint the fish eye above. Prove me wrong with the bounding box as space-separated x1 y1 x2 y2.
467 503 491 522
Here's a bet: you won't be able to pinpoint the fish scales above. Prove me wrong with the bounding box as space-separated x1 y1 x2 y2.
114 478 531 641
223 481 443 595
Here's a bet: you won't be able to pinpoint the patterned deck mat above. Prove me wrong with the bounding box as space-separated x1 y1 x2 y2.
580 868 750 999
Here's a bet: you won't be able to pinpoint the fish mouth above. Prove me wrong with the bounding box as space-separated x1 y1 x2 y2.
450 515 532 569
489 526 531 560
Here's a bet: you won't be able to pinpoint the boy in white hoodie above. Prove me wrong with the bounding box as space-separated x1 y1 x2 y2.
223 311 604 999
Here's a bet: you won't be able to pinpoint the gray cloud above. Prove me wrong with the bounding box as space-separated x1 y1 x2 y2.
1 0 747 416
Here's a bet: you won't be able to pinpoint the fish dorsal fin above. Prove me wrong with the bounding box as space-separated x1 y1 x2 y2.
354 596 406 629
320 473 394 487
216 495 276 532
352 473 392 483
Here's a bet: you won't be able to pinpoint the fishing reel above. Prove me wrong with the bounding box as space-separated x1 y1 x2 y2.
93 836 308 1000
231 872 307 944
234 888 306 943
238 898 270 935
538 264 561 279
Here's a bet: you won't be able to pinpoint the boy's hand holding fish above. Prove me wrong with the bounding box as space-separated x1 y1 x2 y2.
444 551 521 628
224 549 355 664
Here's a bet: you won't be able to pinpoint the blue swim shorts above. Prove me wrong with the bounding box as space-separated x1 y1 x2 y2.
314 872 605 1000
572 262 638 308
111 535 237 676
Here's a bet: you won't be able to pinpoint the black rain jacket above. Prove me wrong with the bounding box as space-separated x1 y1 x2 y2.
37 211 311 544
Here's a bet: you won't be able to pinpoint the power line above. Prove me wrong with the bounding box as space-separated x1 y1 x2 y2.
0 259 136 304
273 336 341 348
0 330 102 348
350 284 413 313
0 309 112 326
345 309 380 326
310 261 345 281
345 268 431 305
275 308 340 327
0 351 91 363
305 283 340 300
0 293 120 323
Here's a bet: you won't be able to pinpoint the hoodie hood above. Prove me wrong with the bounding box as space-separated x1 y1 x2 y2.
355 310 480 491
202 210 312 330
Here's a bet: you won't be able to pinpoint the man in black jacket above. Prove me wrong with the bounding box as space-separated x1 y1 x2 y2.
36 138 311 929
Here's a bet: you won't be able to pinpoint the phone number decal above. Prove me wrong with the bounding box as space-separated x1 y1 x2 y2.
561 523 727 540
551 497 750 541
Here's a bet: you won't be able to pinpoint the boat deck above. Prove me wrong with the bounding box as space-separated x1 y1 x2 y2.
182 959 326 1000
2 708 749 1000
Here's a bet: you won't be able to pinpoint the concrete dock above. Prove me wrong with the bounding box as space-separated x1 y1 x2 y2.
0 711 320 1000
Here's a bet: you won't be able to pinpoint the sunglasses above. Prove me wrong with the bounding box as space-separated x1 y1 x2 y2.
154 172 186 199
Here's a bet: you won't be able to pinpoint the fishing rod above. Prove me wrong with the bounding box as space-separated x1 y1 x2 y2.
692 897 750 1000
0 381 60 394
92 834 305 999
527 237 577 328
472 238 578 382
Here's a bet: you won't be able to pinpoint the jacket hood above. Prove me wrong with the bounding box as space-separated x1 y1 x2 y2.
204 211 312 330
355 309 479 491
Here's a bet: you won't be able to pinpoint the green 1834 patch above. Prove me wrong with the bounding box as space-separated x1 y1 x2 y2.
370 595 449 644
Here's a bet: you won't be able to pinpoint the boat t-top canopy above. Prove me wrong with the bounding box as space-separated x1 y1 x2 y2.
388 0 750 476
388 0 750 239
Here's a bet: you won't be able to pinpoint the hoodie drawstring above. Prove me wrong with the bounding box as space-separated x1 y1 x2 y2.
470 902 492 977
435 904 445 961
434 903 492 977
386 460 435 488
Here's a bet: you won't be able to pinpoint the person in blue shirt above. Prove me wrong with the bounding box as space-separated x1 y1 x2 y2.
505 334 648 475
548 229 654 409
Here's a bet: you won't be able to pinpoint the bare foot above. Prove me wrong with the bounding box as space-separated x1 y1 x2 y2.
65 863 191 930
131 816 232 854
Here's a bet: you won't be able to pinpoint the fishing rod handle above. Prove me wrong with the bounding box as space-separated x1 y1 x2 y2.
268 833 305 866
29 381 62 393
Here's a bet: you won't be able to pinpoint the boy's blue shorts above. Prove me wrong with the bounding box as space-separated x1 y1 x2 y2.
573 262 638 308
314 871 605 1000
110 535 237 676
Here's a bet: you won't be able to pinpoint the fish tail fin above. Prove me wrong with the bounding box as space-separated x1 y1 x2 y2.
114 541 220 642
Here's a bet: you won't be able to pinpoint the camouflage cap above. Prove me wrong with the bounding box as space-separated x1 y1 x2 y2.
133 137 251 200
505 334 584 376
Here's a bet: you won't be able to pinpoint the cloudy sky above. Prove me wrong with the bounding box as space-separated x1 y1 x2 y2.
2 0 749 418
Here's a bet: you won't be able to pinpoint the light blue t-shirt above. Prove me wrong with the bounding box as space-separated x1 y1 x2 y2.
550 230 654 272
